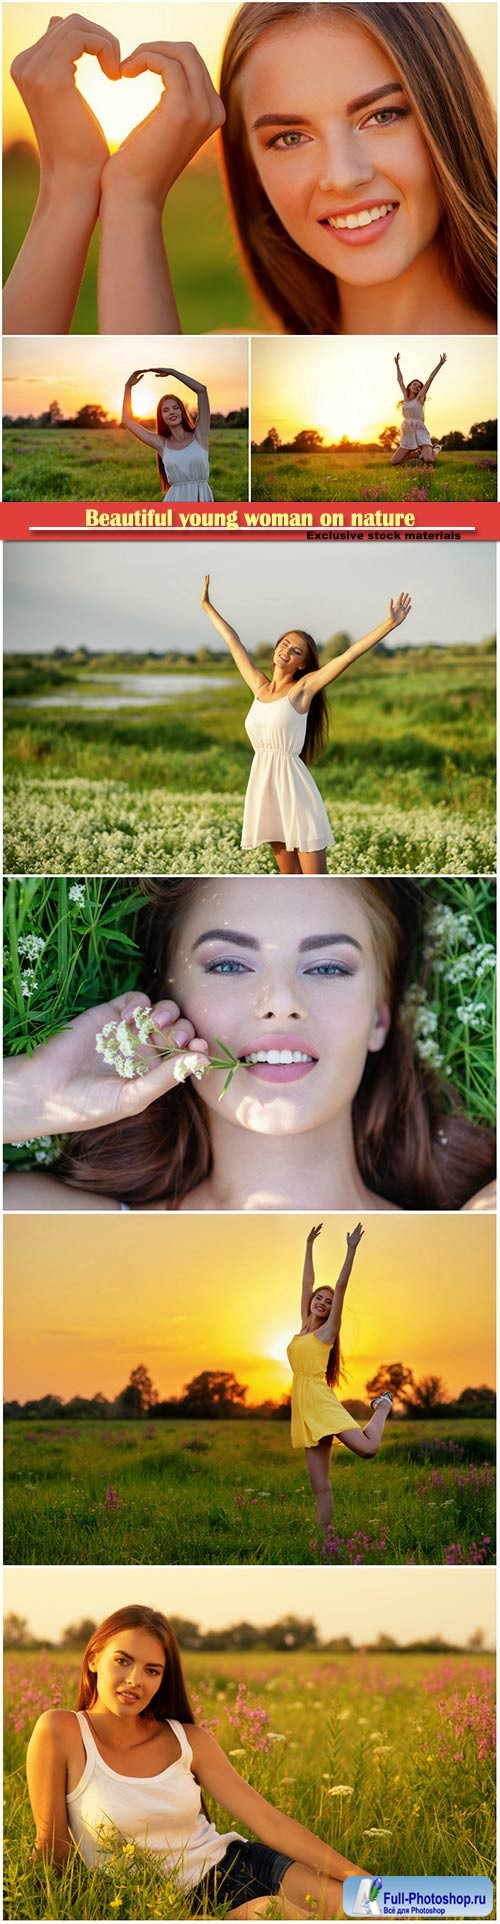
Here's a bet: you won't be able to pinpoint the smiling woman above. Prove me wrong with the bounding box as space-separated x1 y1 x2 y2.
220 0 497 334
3 877 496 1216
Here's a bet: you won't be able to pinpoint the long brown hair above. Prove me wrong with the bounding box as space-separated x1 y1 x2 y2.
275 629 329 765
77 1605 196 1726
156 394 196 495
309 1289 344 1391
219 2 497 334
58 879 495 1212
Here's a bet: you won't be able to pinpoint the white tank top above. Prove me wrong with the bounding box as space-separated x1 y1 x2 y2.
67 1713 243 1891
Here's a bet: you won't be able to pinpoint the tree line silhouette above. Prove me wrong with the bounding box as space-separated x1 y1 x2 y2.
254 420 497 456
3 401 248 431
4 1609 489 1655
4 1360 495 1424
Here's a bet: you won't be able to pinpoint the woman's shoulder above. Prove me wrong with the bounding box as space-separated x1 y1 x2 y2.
461 1180 497 1213
28 1707 77 1749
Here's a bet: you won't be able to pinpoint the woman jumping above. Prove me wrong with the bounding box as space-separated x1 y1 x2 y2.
122 367 213 501
287 1224 392 1529
391 352 447 468
201 575 411 874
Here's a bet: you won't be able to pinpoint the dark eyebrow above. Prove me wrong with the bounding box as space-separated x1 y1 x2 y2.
252 111 313 130
298 934 363 953
192 928 260 952
114 1648 163 1666
347 82 404 114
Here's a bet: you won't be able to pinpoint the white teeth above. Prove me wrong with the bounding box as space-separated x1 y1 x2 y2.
327 203 394 230
246 1049 313 1065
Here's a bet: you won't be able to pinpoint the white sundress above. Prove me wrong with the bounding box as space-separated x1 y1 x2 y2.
161 437 214 502
398 398 432 451
242 692 334 853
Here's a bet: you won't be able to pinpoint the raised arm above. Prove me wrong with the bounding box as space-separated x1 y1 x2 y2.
314 1224 364 1346
294 594 412 703
153 366 210 443
27 1711 73 1864
300 1223 323 1324
200 575 267 694
420 352 447 399
121 371 164 450
394 351 406 396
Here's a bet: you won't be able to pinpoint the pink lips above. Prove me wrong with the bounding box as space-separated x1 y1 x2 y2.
241 1035 318 1085
320 200 399 247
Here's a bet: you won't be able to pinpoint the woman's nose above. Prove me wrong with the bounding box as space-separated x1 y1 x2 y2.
253 970 307 1021
317 127 375 198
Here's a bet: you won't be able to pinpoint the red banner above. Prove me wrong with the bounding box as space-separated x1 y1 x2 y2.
1 500 499 539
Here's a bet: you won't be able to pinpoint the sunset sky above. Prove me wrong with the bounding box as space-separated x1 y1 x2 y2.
3 3 495 149
4 1564 496 1648
251 337 497 447
4 1212 495 1406
3 337 248 423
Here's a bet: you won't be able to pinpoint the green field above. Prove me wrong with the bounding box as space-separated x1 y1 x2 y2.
4 1643 495 1918
4 1418 495 1567
3 149 262 335
3 649 495 873
251 449 497 503
3 427 248 502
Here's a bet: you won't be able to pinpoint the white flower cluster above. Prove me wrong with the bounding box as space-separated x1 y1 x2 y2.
4 779 496 875
68 882 86 907
95 1007 211 1085
10 1134 62 1166
402 988 445 1070
17 931 45 997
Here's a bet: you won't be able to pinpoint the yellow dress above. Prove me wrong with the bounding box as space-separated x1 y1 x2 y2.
287 1331 360 1448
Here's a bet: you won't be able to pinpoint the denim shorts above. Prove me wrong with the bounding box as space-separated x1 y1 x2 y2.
192 1838 294 1911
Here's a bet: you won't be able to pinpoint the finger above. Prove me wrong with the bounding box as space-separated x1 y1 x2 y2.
61 17 122 79
121 39 221 110
119 1040 210 1116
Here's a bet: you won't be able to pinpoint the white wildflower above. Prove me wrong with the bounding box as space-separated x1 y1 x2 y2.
68 883 85 906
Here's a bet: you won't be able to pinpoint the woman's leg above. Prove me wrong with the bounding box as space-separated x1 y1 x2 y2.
421 445 435 466
270 842 302 875
280 1861 346 1918
298 849 328 875
305 1436 334 1527
390 446 410 465
228 1902 273 1919
338 1401 391 1458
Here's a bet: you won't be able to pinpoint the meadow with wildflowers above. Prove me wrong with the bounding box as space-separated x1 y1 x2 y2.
4 646 495 875
3 428 249 504
251 449 498 504
4 1645 495 1918
4 1419 495 1568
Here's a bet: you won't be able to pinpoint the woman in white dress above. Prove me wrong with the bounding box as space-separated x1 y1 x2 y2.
391 352 447 469
122 366 213 501
201 574 411 873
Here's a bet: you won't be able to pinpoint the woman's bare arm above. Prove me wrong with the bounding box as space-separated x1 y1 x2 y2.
420 352 447 399
190 1727 363 1882
121 371 164 450
26 1711 73 1864
301 1224 322 1324
394 351 406 395
294 594 412 703
315 1225 363 1345
201 575 267 694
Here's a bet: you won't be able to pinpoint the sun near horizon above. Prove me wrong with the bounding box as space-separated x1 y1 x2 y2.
4 1212 495 1407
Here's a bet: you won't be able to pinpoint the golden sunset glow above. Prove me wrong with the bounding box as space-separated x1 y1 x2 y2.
3 336 248 423
251 337 497 448
4 1213 495 1407
3 3 495 150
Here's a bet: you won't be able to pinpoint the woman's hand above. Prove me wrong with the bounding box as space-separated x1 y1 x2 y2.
306 1223 323 1246
101 41 225 210
388 592 411 628
127 369 145 385
346 1222 364 1249
394 351 400 364
439 352 447 367
201 573 212 609
4 994 209 1142
10 13 120 187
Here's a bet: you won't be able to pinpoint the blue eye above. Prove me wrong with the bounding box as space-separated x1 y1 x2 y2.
304 963 352 977
204 959 253 975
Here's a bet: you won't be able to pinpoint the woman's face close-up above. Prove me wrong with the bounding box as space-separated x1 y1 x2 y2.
169 879 391 1137
90 1628 166 1719
162 398 183 427
239 16 442 287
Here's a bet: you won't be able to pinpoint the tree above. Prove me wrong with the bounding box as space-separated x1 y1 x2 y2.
379 425 399 453
73 403 110 430
411 1374 447 1412
292 429 324 452
467 1629 487 1652
181 1371 248 1417
467 419 496 451
441 429 466 450
4 1613 31 1647
265 1615 318 1650
117 1364 159 1418
260 426 281 451
322 630 353 660
365 1363 415 1408
61 1619 97 1647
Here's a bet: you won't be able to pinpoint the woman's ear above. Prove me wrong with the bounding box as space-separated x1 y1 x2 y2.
367 1001 391 1054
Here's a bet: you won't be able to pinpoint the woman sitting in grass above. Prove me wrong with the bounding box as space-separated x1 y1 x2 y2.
27 1603 364 1918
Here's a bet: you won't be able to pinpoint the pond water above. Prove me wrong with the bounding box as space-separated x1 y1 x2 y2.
8 672 235 710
